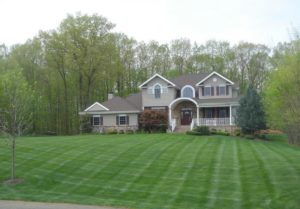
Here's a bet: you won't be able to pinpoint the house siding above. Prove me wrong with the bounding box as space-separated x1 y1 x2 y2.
198 75 233 99
92 113 139 133
142 77 176 108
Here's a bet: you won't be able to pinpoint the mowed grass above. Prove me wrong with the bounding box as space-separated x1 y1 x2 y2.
0 134 300 209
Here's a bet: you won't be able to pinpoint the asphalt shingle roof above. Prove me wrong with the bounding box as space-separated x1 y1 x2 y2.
169 73 210 88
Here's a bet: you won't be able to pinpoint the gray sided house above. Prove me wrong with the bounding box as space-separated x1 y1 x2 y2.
79 71 240 133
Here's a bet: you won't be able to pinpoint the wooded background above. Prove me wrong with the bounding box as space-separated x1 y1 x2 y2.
0 13 298 135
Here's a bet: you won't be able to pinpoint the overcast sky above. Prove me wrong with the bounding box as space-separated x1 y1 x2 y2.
1 0 299 47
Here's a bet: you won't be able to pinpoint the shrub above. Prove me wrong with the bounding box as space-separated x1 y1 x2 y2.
106 128 118 134
190 126 210 135
119 130 125 134
139 110 168 133
186 131 205 136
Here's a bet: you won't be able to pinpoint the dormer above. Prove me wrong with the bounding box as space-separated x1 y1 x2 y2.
196 72 234 99
139 73 177 108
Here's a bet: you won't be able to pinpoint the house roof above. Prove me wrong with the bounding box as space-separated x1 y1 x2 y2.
138 73 176 88
170 73 210 88
126 92 142 110
196 71 234 86
102 95 140 111
195 97 240 107
84 102 109 112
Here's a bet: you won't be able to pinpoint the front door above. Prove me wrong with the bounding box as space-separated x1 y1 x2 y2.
181 109 192 125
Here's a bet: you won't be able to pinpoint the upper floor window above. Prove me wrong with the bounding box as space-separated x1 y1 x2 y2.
154 84 161 99
218 86 226 96
181 85 195 98
204 86 211 96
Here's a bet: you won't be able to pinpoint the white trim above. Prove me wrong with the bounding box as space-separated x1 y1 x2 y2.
181 85 195 98
79 110 140 115
169 97 199 109
196 71 234 86
138 73 176 88
84 102 109 111
198 103 239 107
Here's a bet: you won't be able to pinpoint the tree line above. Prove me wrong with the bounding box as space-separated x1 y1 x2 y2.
0 13 297 137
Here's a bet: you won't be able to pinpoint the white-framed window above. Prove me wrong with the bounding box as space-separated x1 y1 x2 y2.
117 114 129 125
204 86 211 96
154 84 161 99
181 85 195 98
218 85 226 96
92 115 103 126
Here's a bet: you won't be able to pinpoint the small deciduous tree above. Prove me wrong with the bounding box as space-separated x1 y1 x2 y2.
0 65 34 184
264 46 300 145
236 85 266 135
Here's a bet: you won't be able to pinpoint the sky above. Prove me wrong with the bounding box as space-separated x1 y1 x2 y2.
1 0 299 47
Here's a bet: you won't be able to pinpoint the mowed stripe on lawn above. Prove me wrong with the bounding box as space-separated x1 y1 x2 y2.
0 134 300 209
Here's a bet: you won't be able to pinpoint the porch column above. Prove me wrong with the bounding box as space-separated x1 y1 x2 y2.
229 105 232 125
197 107 199 126
169 107 172 126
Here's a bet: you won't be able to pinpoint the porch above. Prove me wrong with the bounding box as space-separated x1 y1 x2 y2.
169 98 237 132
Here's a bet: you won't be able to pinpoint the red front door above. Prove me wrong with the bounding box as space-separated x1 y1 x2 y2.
181 109 192 125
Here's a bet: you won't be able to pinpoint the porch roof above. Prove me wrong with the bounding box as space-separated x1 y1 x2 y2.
195 97 240 107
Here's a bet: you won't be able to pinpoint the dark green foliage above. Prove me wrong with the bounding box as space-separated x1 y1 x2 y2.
187 126 210 135
237 85 266 134
210 130 230 136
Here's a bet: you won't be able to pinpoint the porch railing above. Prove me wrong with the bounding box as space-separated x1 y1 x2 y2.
198 118 235 126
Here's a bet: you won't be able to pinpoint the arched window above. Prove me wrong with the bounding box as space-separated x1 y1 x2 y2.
154 84 161 98
181 85 195 98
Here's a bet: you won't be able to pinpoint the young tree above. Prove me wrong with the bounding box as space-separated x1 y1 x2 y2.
236 85 266 135
0 64 34 183
264 45 300 145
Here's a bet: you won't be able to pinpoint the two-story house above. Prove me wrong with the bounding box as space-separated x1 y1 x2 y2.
79 71 240 132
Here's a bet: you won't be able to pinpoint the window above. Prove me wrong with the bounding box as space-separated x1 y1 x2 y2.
92 115 103 126
204 109 213 118
181 86 194 98
218 86 226 96
204 86 211 96
154 84 161 99
117 115 129 125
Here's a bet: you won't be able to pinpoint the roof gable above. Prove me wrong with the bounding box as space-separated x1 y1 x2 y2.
138 73 176 88
84 102 109 112
196 71 234 86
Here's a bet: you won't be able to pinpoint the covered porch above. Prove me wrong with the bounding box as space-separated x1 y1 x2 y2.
169 98 237 132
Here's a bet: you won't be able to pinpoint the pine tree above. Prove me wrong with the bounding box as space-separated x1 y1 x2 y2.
237 85 266 134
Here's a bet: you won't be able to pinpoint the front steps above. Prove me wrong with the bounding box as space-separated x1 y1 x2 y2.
174 125 190 133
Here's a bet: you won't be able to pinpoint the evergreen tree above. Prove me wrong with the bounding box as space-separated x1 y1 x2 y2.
236 85 266 134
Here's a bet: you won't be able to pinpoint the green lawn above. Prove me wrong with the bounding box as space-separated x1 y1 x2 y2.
0 134 300 209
